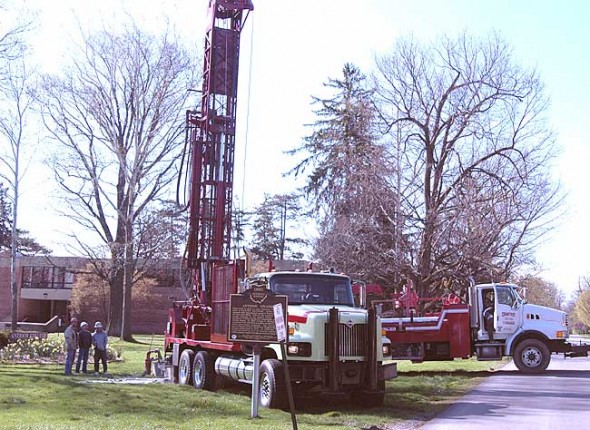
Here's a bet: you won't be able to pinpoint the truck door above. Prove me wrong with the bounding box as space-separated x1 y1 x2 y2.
494 285 521 336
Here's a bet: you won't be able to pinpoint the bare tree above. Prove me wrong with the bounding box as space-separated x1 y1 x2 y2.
516 274 563 309
373 33 563 296
135 200 188 261
0 59 40 331
38 24 198 339
0 0 35 331
0 1 28 83
69 264 159 328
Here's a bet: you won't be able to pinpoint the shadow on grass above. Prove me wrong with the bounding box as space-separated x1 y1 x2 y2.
401 369 590 379
115 336 153 345
220 379 451 421
398 369 495 378
0 365 138 388
0 367 248 425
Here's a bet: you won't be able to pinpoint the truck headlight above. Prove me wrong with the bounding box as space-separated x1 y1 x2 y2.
287 342 312 357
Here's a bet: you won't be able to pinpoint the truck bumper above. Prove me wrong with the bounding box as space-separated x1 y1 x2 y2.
287 361 397 390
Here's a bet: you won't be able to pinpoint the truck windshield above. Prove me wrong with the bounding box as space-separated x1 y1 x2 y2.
512 286 526 304
270 274 355 306
497 284 524 307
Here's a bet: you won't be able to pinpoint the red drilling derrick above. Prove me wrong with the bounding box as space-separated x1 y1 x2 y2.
186 0 253 304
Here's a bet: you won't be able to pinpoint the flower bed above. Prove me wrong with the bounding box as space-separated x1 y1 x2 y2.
0 335 121 364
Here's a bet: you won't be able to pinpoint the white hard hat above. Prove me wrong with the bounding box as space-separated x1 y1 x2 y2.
94 321 103 329
80 321 88 328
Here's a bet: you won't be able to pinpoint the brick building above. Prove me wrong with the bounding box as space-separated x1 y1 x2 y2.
0 253 185 334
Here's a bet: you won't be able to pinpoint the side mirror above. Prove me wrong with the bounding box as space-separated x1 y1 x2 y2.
353 281 367 308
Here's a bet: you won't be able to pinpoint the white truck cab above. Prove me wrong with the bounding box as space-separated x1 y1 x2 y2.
471 283 572 373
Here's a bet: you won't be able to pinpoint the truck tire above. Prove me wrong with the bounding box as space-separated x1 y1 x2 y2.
178 349 194 385
513 339 550 374
259 359 287 409
351 379 386 407
193 350 216 391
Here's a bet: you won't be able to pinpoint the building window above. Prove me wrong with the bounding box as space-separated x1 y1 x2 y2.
21 266 75 289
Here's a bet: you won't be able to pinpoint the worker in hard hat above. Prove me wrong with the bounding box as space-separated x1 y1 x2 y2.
75 321 92 374
63 317 78 375
92 321 109 375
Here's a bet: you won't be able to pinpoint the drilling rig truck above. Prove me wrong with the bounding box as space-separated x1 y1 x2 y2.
163 0 396 409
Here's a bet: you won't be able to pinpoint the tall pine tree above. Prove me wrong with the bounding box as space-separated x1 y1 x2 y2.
287 64 399 282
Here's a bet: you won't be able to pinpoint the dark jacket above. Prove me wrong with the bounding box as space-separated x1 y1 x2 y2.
78 330 92 349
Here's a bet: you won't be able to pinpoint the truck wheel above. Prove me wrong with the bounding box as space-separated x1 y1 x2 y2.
259 359 287 409
193 351 216 391
178 349 194 385
351 379 386 407
514 339 550 374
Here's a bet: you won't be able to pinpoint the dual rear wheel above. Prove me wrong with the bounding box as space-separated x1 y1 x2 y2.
177 351 287 409
177 349 216 389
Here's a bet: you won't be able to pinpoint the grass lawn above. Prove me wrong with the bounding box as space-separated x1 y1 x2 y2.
0 334 506 430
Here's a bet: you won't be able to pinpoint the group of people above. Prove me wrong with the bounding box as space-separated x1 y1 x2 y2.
63 317 109 376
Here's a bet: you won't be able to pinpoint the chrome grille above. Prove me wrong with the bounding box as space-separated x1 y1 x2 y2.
325 323 367 357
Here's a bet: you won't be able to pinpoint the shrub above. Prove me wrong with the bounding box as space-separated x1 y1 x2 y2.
0 337 64 362
0 330 9 349
0 335 122 363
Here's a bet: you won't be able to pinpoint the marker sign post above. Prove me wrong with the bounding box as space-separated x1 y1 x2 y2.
229 283 291 422
273 303 287 343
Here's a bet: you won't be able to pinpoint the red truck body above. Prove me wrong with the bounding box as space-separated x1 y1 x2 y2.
380 302 472 361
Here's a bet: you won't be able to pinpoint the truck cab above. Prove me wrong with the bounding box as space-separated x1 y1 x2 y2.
251 271 397 405
471 282 569 372
473 283 526 341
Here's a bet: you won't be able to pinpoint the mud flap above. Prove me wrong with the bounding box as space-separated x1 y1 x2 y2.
382 362 397 380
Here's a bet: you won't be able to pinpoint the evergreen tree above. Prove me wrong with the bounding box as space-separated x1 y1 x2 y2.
287 63 398 281
249 193 307 261
0 183 10 248
231 200 251 259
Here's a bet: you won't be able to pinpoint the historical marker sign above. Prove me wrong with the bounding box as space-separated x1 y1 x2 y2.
229 284 288 343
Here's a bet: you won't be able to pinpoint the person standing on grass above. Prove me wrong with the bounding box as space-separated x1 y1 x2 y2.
75 322 92 373
64 317 78 375
92 321 109 375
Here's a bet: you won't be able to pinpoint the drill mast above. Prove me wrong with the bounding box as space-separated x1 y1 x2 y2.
186 0 253 300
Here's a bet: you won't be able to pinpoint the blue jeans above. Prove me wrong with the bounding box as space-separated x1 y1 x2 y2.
76 348 90 373
65 349 76 374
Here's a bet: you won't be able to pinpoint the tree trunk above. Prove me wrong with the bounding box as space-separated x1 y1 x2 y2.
10 170 19 332
120 241 134 341
10 246 17 331
418 142 435 298
108 265 123 336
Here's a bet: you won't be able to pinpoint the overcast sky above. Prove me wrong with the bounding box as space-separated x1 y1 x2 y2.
8 0 590 297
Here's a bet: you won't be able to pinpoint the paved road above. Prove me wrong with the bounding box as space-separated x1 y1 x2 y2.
420 354 590 430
